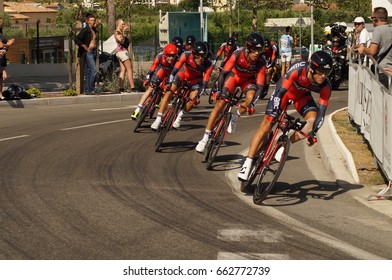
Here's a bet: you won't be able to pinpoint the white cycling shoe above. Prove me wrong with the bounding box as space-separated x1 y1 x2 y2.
238 165 251 181
151 118 161 130
195 139 207 153
173 116 182 128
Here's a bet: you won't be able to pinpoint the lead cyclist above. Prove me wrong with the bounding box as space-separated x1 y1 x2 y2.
238 50 333 181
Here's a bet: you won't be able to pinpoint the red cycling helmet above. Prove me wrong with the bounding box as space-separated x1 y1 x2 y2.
164 43 177 55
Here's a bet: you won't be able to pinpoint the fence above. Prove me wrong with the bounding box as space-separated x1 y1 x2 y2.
348 52 392 183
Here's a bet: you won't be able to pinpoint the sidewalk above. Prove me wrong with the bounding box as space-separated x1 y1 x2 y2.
4 76 71 93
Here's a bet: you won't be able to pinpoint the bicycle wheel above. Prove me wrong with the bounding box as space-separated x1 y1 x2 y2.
205 113 230 170
155 100 180 152
149 91 162 119
253 136 290 205
240 131 272 193
133 94 155 132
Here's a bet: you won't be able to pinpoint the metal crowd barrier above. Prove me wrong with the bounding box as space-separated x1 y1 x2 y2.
348 52 392 199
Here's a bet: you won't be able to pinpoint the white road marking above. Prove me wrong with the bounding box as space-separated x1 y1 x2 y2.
0 135 30 142
225 158 385 260
217 252 290 260
90 105 134 111
61 119 130 131
218 229 285 242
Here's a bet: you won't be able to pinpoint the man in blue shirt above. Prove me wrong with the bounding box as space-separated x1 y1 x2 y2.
280 26 294 78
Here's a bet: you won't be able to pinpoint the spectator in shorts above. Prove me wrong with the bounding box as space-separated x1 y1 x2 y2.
114 18 135 92
280 26 294 77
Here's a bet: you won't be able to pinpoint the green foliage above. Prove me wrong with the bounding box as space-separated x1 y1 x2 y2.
26 88 42 98
63 89 77 96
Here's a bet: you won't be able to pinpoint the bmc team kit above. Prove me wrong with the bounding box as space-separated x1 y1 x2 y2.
241 100 316 205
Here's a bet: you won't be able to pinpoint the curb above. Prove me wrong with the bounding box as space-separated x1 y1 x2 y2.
319 109 392 219
327 107 360 183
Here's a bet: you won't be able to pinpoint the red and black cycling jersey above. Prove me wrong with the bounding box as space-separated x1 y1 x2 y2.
218 48 266 91
262 43 278 69
215 42 238 68
145 52 175 80
270 61 332 133
170 51 213 84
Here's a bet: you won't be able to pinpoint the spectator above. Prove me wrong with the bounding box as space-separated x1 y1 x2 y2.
279 26 294 77
0 33 14 100
74 14 99 94
353 17 371 49
357 7 392 87
114 18 135 93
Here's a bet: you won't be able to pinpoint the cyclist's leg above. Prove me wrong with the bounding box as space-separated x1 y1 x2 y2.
238 116 274 181
151 83 176 129
289 94 317 143
133 86 153 119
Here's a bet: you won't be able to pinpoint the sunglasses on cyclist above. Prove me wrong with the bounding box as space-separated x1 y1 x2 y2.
193 53 206 59
314 69 331 76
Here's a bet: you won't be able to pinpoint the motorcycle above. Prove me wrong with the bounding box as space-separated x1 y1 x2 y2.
98 51 120 82
323 45 347 90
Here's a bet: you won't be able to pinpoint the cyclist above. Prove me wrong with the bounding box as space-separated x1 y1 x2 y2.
131 43 177 120
195 33 266 153
214 37 238 70
231 31 239 43
237 50 333 181
171 36 184 58
261 37 279 99
184 35 196 51
150 41 213 130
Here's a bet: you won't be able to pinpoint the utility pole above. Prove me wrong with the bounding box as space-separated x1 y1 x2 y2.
200 0 204 41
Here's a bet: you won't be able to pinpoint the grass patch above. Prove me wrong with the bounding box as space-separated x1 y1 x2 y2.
331 109 386 185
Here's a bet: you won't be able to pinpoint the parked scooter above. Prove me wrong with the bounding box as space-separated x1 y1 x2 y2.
98 52 120 82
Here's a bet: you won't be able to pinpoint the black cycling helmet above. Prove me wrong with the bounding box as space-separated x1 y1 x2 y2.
264 37 271 47
171 36 183 48
310 50 333 75
245 32 264 50
186 35 196 45
231 31 239 40
226 37 236 46
192 41 208 56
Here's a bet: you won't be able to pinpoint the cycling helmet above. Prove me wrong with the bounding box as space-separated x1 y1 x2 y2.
186 35 196 45
192 41 208 56
226 37 236 46
264 37 271 47
245 33 264 50
171 36 183 48
310 50 333 75
164 43 177 55
231 31 239 40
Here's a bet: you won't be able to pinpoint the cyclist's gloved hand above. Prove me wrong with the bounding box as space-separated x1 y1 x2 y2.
198 81 208 98
143 80 149 87
247 102 256 115
307 131 317 146
212 90 220 101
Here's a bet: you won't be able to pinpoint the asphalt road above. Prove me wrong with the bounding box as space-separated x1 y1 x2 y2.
1 90 392 260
